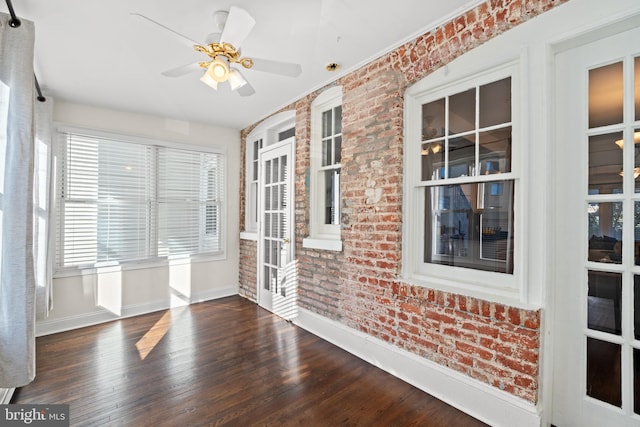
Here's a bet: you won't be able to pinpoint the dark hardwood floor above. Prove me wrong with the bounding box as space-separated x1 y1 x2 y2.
12 296 488 426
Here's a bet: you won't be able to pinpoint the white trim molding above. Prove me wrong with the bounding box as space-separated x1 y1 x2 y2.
36 287 239 336
293 308 540 427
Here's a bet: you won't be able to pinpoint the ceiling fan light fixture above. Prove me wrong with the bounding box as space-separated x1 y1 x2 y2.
228 68 248 90
200 71 219 90
206 57 230 82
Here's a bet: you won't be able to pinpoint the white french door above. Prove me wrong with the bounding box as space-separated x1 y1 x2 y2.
552 25 640 426
257 140 296 318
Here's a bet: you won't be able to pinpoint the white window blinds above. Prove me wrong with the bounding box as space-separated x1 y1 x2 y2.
56 132 224 270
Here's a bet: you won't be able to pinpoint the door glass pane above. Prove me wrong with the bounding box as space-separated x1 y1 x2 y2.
635 275 640 339
589 62 623 128
587 337 621 407
588 202 623 264
422 140 445 180
634 348 640 414
422 98 445 140
588 270 622 335
633 56 640 120
479 77 511 128
589 132 623 195
635 202 640 266
264 266 270 290
265 159 271 185
448 135 475 178
449 88 475 134
635 128 640 193
479 126 511 174
335 105 342 134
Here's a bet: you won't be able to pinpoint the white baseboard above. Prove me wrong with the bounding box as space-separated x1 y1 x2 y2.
36 286 238 336
292 308 541 427
1 387 15 404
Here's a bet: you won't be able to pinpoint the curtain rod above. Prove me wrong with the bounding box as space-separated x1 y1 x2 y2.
5 0 46 102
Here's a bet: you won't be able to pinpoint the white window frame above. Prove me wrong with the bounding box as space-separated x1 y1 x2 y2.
303 86 343 252
53 126 226 276
242 111 295 240
403 61 523 302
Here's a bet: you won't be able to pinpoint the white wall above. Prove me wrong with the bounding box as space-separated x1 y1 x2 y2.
37 102 241 335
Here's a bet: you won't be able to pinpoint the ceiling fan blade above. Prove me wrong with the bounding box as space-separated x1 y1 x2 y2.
130 13 201 47
249 58 302 78
161 62 202 77
219 6 256 48
237 80 256 97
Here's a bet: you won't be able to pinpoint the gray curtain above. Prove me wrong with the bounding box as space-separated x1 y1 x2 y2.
0 12 37 388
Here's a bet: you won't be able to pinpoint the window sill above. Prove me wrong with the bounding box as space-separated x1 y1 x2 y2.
240 231 258 241
302 237 343 252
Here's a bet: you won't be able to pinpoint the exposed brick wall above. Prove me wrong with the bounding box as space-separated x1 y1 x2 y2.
238 239 257 301
239 0 570 404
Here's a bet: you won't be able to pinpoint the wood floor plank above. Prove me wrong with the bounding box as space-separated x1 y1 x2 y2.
12 296 488 426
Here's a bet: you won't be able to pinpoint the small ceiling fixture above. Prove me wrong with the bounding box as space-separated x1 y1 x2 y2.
326 62 340 72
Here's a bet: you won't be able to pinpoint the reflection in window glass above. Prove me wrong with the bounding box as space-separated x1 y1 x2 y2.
588 202 623 264
588 270 621 335
422 98 445 140
589 62 623 129
635 348 640 414
589 132 623 195
448 136 475 178
449 88 475 134
324 169 340 225
421 141 445 181
634 128 640 193
424 181 514 273
479 127 512 174
636 57 640 122
587 337 621 407
634 276 640 340
479 77 511 128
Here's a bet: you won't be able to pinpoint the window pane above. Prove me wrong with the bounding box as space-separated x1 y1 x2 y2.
324 169 340 225
589 62 624 129
449 88 475 134
422 98 445 140
421 140 445 180
589 132 623 195
448 135 475 178
322 110 332 138
586 337 621 407
588 270 622 335
479 126 511 174
479 77 511 128
322 138 332 167
588 202 623 264
636 202 640 266
335 135 342 164
636 57 640 122
278 128 295 141
335 105 342 134
424 180 514 273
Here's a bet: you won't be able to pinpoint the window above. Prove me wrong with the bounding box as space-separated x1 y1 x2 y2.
304 86 343 251
55 131 224 271
404 64 520 295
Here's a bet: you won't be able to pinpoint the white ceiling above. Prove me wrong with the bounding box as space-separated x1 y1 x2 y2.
1 0 482 130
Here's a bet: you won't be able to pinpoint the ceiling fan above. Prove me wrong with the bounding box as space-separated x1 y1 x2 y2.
132 6 302 96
